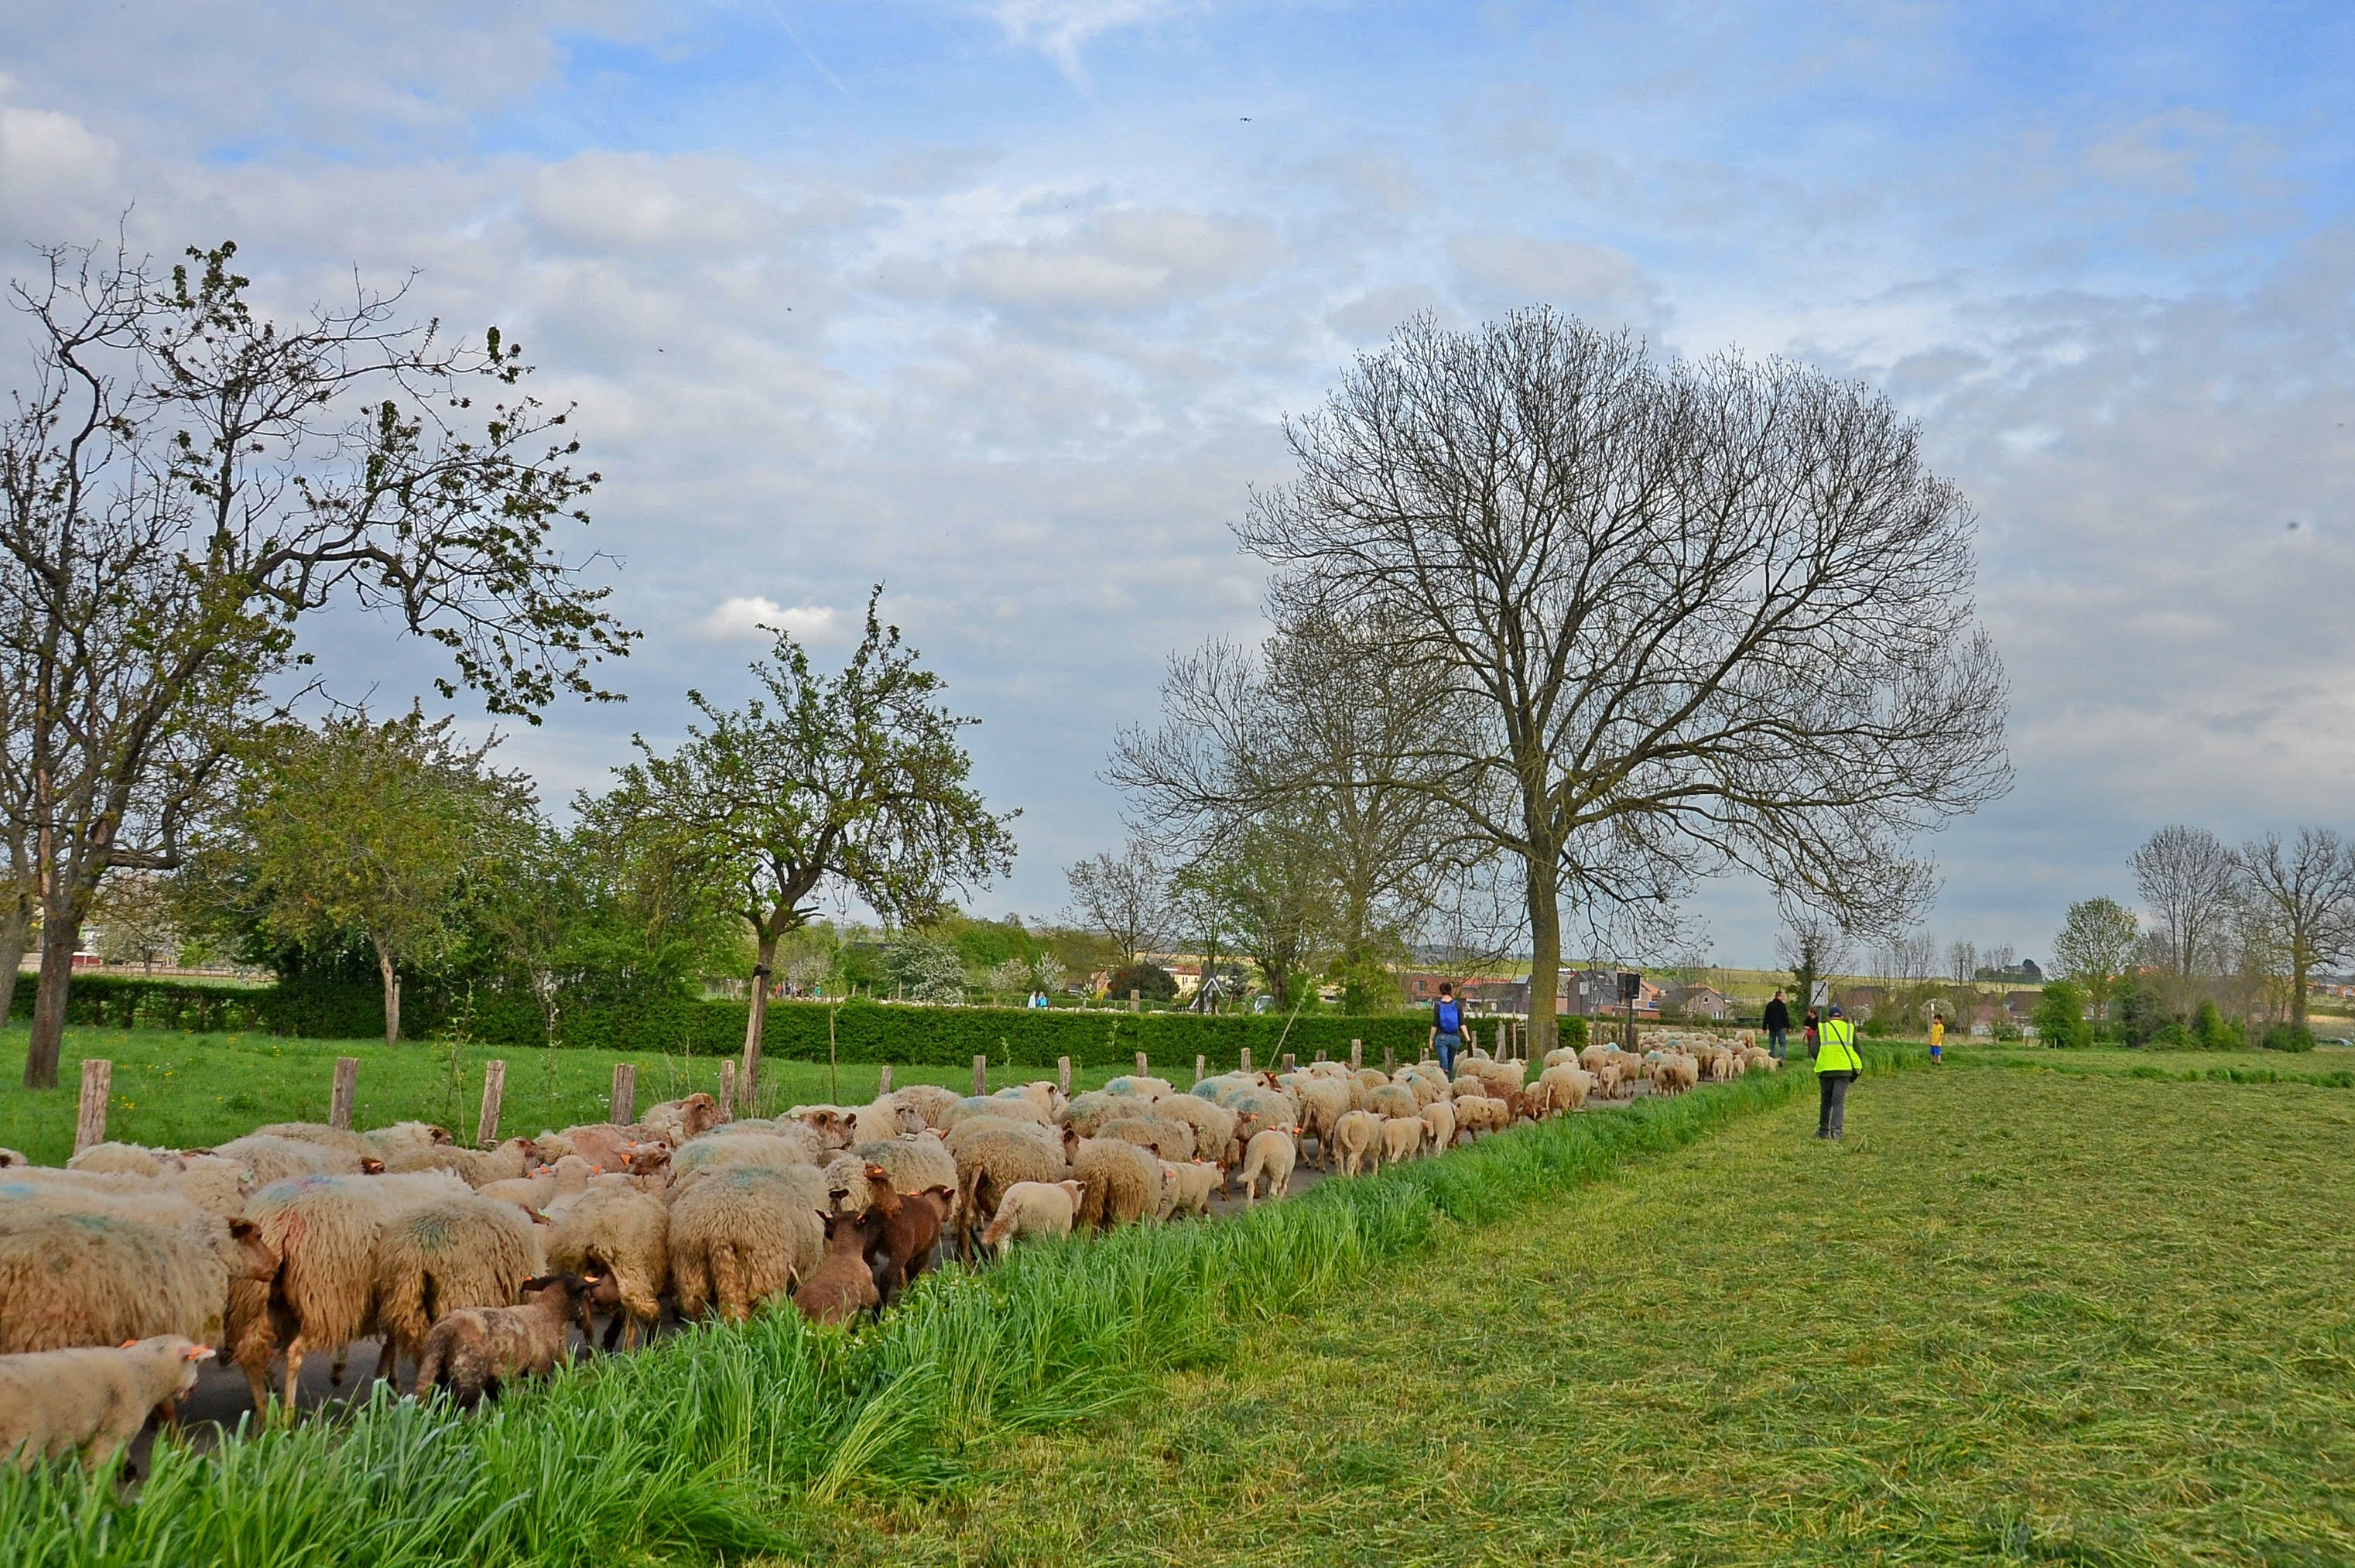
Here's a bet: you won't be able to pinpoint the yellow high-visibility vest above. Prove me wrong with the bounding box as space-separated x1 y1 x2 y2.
1816 1018 1863 1073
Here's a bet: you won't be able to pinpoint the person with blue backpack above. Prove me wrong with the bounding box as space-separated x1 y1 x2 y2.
1429 983 1472 1077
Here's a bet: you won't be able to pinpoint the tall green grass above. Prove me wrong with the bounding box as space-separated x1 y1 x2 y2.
0 1061 1840 1568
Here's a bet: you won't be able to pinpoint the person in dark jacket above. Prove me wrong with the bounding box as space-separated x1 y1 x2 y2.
1762 989 1792 1060
1802 1006 1820 1058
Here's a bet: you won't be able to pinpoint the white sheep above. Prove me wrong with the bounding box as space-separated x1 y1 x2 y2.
0 1336 214 1470
1234 1128 1298 1205
979 1179 1087 1251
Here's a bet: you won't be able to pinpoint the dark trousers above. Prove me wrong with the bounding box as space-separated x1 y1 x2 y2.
1768 1027 1788 1060
1817 1070 1857 1137
1436 1032 1460 1078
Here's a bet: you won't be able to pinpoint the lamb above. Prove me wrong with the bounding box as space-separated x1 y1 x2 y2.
539 1122 639 1170
991 1080 1066 1119
0 1148 27 1167
1579 1042 1616 1077
0 1336 214 1470
1453 1096 1509 1139
543 1178 669 1350
1070 1136 1162 1230
1155 1093 1240 1165
1418 1097 1457 1154
224 1169 472 1411
1234 1128 1298 1205
370 1192 549 1385
1096 1114 1196 1163
855 1164 954 1307
668 1162 830 1322
793 1207 883 1325
851 1097 929 1143
1161 1160 1220 1219
979 1179 1086 1251
787 1105 862 1149
0 1182 276 1355
634 1093 721 1147
1378 1115 1426 1169
949 1120 1070 1257
1330 1110 1383 1179
412 1272 601 1405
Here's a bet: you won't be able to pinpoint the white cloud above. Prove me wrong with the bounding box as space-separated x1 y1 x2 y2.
1449 233 1665 330
695 597 847 645
988 0 1200 85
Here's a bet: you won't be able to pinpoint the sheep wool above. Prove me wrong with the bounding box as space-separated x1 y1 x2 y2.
1096 1114 1196 1164
1330 1110 1383 1179
891 1084 963 1130
371 1193 549 1382
1154 1094 1240 1165
211 1134 379 1184
64 1142 185 1179
412 1273 597 1404
668 1162 830 1323
1418 1097 1457 1155
1070 1137 1161 1230
1235 1128 1298 1205
0 1336 213 1471
543 1179 669 1349
1162 1161 1220 1219
668 1129 826 1194
0 1182 274 1355
1378 1115 1426 1168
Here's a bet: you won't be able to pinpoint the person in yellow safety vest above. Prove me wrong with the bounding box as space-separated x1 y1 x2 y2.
1815 1004 1864 1140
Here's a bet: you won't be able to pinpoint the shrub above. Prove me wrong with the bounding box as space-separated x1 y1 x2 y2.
1559 1015 1588 1049
1991 1020 2022 1042
1860 1012 1897 1038
1106 961 1179 1003
2261 1020 2317 1053
2032 981 2093 1049
2192 1000 2244 1051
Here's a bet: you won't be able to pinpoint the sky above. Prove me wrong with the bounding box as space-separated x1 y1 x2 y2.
2 0 2352 968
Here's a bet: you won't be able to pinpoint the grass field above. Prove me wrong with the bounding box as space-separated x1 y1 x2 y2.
786 1067 2355 1566
1946 1042 2355 1087
0 1025 1146 1165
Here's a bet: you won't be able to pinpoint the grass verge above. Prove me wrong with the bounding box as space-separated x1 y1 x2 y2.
1946 1044 2355 1088
0 1053 1831 1566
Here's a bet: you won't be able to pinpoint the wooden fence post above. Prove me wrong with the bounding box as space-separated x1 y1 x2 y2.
73 1058 111 1155
610 1063 637 1127
1135 1050 1148 1077
477 1060 506 1147
1240 1046 1252 1073
1129 989 1141 1013
877 1063 893 1097
1313 1046 1326 1063
1385 1046 1397 1073
330 1056 358 1131
718 1060 737 1121
972 1054 987 1097
1282 1052 1296 1072
740 964 771 1119
1350 1038 1362 1070
1194 1053 1206 1085
1057 1056 1072 1097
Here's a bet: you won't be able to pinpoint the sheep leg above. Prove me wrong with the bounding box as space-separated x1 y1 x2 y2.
374 1336 401 1388
282 1335 313 1417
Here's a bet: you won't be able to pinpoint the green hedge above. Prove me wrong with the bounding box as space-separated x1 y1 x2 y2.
12 973 1443 1070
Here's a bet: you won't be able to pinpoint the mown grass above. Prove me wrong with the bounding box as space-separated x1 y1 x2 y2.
792 1068 2355 1566
0 1025 1155 1165
0 1039 1820 1567
1948 1042 2355 1088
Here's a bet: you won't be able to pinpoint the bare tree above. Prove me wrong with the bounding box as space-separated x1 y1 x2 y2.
1778 913 1854 1020
1236 310 2010 1051
0 240 630 1087
2131 825 2239 981
1947 940 1978 984
2237 828 2355 1027
1110 608 1489 970
1064 837 1168 969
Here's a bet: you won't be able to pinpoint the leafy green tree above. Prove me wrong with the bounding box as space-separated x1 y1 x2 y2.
2052 896 2140 1021
2031 979 2092 1049
1107 960 1179 1003
597 593 1016 1048
1191 810 1337 1011
196 708 535 1045
2 241 628 1088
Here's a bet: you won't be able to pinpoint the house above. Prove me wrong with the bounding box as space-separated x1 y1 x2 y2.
1470 970 1660 1018
1662 983 1734 1021
1839 985 1888 1020
1401 972 1477 1006
1974 959 2045 984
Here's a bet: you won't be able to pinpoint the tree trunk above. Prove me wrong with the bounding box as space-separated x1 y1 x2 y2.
1525 858 1561 1060
2290 947 2309 1029
23 915 82 1090
0 892 30 1030
377 943 402 1048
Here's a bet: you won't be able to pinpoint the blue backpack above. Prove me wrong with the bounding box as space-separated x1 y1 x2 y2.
1435 999 1462 1035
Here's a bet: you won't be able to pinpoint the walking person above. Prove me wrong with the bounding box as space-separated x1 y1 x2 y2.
1816 1004 1864 1139
1802 1005 1820 1059
1429 983 1467 1079
1762 988 1792 1060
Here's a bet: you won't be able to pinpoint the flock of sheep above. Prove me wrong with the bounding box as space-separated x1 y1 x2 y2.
0 1030 1774 1470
